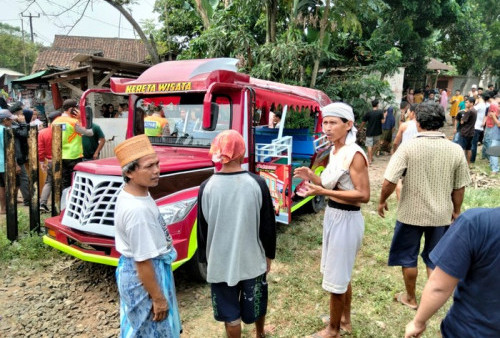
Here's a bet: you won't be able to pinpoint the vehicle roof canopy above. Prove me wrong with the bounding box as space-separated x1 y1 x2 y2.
109 58 331 108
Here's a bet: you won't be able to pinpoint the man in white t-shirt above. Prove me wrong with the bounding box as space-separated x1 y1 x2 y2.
113 134 181 337
470 94 487 163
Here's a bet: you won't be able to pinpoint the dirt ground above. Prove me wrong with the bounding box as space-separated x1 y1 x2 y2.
0 151 391 338
0 121 497 337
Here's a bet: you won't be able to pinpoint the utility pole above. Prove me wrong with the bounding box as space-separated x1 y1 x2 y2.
20 17 27 74
21 12 40 43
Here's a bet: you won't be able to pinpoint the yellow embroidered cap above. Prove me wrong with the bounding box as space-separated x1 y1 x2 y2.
114 134 156 167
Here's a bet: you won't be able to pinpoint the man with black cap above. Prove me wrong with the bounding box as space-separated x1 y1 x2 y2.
0 109 19 213
51 99 93 189
9 102 30 206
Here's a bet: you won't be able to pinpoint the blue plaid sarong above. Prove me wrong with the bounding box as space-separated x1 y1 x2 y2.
116 250 182 338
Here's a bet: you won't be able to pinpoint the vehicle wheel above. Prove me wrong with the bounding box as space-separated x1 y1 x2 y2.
185 249 207 282
309 195 326 213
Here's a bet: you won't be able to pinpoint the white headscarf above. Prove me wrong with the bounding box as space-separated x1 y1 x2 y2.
321 102 357 145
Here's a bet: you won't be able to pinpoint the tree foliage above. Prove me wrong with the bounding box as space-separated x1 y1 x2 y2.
437 0 499 77
0 23 40 74
148 0 498 116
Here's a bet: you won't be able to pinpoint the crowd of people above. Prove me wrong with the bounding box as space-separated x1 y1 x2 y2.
99 103 129 118
111 93 498 338
369 84 500 175
0 99 107 214
1 83 498 337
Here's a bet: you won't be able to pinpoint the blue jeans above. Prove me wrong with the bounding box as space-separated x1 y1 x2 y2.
470 129 482 163
482 127 493 160
490 139 499 173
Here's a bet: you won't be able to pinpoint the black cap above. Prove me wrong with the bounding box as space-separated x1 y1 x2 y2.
48 111 62 122
8 102 23 113
62 99 78 111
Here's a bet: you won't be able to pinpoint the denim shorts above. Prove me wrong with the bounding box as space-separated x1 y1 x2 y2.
210 273 268 324
388 221 449 269
366 135 381 147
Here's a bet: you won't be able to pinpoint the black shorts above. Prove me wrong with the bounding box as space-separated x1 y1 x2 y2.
458 135 473 151
0 173 20 188
210 273 268 324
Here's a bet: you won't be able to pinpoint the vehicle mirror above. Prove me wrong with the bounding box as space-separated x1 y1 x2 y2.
203 102 219 131
85 106 93 128
253 109 262 125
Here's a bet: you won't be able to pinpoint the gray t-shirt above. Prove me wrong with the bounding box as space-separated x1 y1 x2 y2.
197 171 276 286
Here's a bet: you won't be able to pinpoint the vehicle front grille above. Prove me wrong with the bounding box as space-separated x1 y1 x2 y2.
62 172 123 238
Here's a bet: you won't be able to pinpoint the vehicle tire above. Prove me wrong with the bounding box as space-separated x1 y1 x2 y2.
309 194 326 213
185 249 208 282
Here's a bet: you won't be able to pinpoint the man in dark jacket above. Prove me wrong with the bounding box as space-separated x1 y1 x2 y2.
9 102 30 205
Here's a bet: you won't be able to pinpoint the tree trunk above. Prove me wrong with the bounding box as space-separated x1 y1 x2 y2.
310 0 330 88
266 0 277 43
194 0 211 30
103 0 160 64
224 0 231 8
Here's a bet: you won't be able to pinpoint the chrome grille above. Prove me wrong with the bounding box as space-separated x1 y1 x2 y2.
62 172 123 237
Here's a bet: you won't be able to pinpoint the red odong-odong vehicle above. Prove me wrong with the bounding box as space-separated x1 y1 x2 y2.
43 58 333 280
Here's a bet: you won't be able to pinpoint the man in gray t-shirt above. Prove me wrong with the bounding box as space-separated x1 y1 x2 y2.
198 130 276 338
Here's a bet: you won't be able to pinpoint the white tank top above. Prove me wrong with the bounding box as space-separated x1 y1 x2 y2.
402 120 419 143
321 143 368 191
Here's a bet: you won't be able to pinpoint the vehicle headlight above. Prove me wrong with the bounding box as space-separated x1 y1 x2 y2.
60 187 71 211
158 197 197 225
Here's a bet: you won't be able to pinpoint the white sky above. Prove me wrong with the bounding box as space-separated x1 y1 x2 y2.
2 0 160 45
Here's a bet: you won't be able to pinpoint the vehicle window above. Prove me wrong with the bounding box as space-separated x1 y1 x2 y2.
134 93 231 147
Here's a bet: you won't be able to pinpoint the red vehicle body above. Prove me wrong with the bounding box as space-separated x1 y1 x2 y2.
43 58 332 279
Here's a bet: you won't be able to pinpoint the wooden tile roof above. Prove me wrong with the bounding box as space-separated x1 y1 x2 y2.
32 35 150 73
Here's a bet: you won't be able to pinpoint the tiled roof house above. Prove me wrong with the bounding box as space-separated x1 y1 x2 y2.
32 35 150 72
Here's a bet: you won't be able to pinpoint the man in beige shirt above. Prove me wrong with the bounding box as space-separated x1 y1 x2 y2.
378 102 470 310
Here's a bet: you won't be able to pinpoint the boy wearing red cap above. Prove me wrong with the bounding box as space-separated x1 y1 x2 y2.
197 130 277 338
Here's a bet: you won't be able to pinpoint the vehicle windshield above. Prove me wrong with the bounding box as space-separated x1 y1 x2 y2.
134 93 231 147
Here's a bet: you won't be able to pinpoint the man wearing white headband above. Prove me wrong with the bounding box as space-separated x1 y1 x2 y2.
294 102 370 338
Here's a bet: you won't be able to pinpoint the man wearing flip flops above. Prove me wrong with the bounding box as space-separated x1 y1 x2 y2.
378 102 470 310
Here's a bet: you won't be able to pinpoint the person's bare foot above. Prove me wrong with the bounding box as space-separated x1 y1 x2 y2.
340 321 352 334
310 327 340 338
320 315 352 335
394 292 418 310
255 324 276 337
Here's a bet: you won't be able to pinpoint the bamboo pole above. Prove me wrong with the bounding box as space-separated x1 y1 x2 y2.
5 129 18 241
51 125 62 216
28 126 40 233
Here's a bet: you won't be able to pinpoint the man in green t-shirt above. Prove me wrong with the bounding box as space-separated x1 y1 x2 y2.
82 123 106 160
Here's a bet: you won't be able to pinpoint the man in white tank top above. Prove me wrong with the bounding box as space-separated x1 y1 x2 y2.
392 104 418 153
391 104 419 200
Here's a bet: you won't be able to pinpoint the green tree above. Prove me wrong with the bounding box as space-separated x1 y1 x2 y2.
0 23 40 74
438 0 499 79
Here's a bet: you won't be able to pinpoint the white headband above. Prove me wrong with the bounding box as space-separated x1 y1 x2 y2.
321 102 357 145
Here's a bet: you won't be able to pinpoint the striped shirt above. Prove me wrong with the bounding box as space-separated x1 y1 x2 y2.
384 131 470 226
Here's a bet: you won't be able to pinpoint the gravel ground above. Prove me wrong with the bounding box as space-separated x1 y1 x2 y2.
0 258 120 337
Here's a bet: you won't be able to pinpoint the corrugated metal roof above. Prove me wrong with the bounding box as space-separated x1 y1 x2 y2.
0 68 25 77
11 70 50 82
